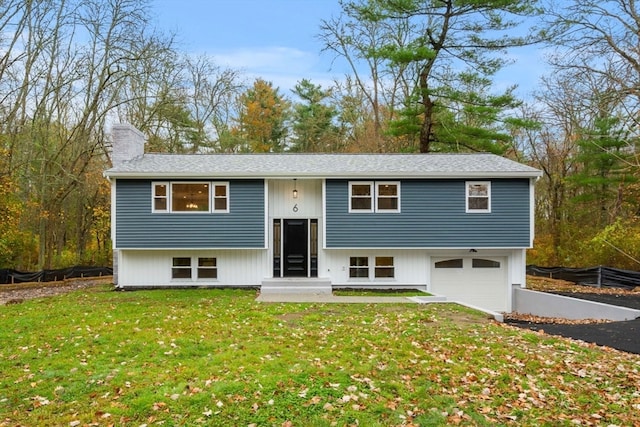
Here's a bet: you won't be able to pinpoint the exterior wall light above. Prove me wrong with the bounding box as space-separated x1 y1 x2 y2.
293 179 298 199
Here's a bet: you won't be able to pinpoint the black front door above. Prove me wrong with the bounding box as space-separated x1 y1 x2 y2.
283 219 308 277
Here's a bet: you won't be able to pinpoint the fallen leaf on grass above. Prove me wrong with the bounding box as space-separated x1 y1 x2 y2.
504 313 612 325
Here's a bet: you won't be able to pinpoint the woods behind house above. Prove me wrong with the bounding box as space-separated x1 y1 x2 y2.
0 0 638 270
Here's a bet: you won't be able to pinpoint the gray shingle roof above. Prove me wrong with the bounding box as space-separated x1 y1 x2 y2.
104 153 541 179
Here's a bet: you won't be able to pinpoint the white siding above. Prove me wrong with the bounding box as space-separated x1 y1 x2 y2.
324 249 429 288
268 179 322 218
118 249 268 287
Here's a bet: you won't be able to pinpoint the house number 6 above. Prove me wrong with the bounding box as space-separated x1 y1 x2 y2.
293 204 299 212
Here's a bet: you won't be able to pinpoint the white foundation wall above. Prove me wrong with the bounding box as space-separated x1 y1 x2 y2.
323 249 429 288
510 249 527 288
117 249 268 287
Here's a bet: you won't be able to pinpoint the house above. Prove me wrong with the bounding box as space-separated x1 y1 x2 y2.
104 124 542 312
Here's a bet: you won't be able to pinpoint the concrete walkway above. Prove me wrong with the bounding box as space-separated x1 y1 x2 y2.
255 292 504 321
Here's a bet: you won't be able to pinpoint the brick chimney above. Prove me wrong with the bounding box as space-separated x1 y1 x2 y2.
111 123 145 166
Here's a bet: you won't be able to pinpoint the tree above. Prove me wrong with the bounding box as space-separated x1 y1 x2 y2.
546 0 640 131
319 9 415 150
571 115 635 226
391 71 522 154
145 88 200 153
183 55 243 153
290 79 341 152
234 79 290 152
0 0 180 268
515 61 640 267
330 0 545 152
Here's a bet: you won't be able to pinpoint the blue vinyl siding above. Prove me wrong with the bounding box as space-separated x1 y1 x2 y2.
115 179 265 248
326 179 531 248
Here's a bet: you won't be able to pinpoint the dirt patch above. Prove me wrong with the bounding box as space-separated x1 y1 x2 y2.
0 277 113 305
277 312 306 326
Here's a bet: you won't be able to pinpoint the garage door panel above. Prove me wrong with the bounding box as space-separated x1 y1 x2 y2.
431 257 507 311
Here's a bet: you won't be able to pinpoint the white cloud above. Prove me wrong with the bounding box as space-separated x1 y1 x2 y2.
211 46 341 92
213 46 316 73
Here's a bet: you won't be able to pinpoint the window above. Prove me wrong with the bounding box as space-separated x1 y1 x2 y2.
153 182 168 212
435 259 463 268
472 258 500 268
197 257 217 279
152 181 229 213
213 183 229 212
376 182 399 212
350 182 373 212
172 182 210 212
349 257 369 278
349 181 400 213
375 256 394 278
466 181 491 213
172 257 192 279
172 257 218 280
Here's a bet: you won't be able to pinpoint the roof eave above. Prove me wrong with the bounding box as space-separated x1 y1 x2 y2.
104 170 543 179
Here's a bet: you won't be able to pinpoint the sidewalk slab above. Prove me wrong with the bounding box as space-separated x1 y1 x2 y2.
255 293 504 322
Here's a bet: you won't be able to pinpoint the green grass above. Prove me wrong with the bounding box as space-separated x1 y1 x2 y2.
1 285 639 426
333 288 431 297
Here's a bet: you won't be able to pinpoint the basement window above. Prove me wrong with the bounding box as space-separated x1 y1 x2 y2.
375 256 395 278
349 257 369 278
172 257 218 281
172 257 192 279
197 257 218 279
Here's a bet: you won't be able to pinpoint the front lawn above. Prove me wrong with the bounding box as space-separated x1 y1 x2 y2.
0 286 638 426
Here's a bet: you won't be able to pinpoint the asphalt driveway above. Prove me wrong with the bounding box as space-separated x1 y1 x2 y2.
507 291 640 354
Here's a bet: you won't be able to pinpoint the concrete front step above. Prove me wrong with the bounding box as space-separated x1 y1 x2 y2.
260 278 332 295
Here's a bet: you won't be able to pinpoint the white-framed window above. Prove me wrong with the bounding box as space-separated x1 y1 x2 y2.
172 256 218 281
197 257 218 279
349 256 369 278
152 181 229 213
172 257 192 279
466 181 491 213
349 181 400 213
376 182 400 212
349 182 373 212
348 256 395 279
212 183 229 212
375 256 395 278
172 182 210 212
152 182 169 212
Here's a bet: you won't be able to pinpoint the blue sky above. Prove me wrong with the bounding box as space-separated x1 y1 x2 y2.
152 0 547 98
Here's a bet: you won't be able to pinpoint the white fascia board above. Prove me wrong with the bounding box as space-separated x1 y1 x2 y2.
323 246 531 250
104 170 543 180
116 247 269 251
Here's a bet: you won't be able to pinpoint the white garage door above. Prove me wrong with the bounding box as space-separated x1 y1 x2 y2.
431 257 508 312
